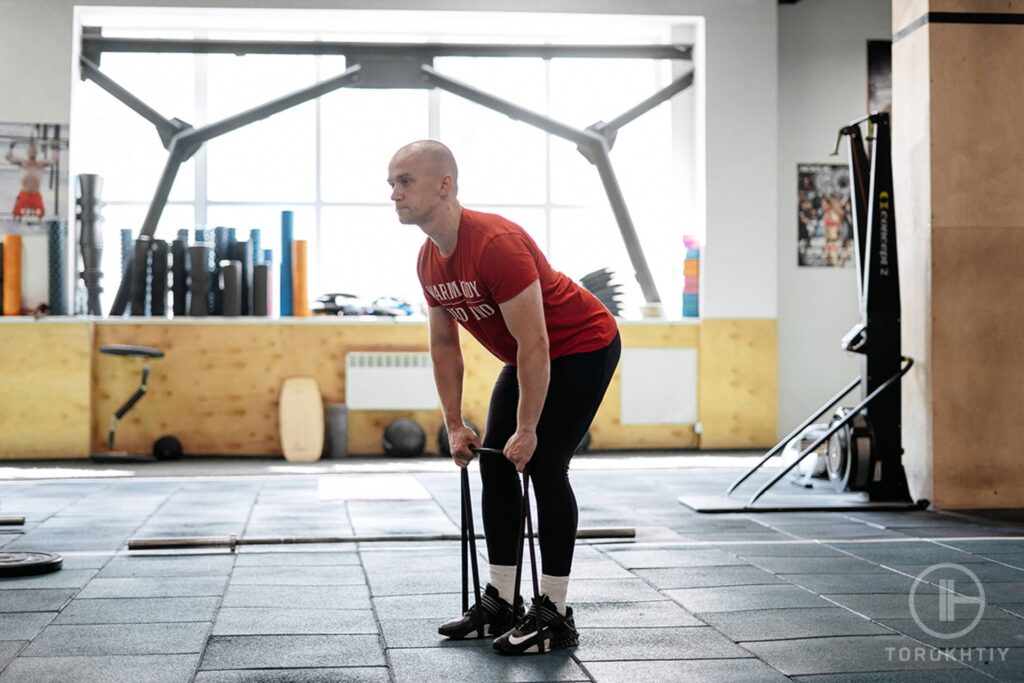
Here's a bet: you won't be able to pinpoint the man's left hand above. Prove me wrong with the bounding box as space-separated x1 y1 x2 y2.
504 429 537 473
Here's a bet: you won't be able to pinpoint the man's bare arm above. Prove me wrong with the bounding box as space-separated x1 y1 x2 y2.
428 304 477 466
497 279 549 471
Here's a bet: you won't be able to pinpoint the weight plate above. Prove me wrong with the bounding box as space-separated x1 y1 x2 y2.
848 411 875 491
0 552 63 578
826 407 852 491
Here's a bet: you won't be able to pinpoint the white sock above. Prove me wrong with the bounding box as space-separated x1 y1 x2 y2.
489 564 518 605
541 573 570 615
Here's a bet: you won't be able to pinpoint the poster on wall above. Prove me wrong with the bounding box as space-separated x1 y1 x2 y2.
0 122 69 222
867 40 892 114
797 163 854 268
1 122 71 316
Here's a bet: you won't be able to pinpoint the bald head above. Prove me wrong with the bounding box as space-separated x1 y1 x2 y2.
391 140 458 195
388 140 462 230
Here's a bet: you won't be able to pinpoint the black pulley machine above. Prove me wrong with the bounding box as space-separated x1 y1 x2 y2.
684 112 922 512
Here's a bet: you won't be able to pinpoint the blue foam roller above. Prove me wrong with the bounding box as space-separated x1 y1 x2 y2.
250 228 262 265
280 211 293 317
682 293 699 318
120 229 133 276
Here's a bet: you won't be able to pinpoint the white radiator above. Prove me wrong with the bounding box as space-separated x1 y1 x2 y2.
345 352 439 410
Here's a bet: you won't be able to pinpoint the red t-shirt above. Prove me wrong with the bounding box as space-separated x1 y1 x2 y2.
418 208 617 365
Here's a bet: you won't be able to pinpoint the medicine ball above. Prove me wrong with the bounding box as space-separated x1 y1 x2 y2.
153 435 183 460
438 421 480 457
383 419 426 457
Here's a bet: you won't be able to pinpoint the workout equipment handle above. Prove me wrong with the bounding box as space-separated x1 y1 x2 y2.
469 445 503 456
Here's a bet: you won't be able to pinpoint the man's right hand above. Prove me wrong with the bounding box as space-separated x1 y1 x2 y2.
448 423 480 468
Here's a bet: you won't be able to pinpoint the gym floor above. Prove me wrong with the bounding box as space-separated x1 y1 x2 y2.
1 454 1023 682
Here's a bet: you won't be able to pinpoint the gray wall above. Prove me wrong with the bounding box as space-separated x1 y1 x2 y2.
776 0 891 436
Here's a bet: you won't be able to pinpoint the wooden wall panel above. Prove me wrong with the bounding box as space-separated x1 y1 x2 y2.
92 322 434 456
931 226 1024 507
698 319 777 449
78 317 774 458
0 322 91 458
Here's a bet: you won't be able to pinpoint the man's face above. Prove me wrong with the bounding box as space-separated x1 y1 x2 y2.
387 151 442 226
27 144 37 160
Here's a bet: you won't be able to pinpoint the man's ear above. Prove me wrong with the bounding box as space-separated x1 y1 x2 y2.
439 174 454 197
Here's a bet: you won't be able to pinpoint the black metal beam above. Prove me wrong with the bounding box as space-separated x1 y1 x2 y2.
81 32 692 61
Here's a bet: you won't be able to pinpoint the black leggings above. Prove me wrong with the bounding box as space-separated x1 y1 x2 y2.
479 332 620 577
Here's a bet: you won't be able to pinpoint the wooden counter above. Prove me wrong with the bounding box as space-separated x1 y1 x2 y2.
0 317 776 458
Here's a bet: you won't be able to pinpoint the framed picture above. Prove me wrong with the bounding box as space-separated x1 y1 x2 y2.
1 122 69 222
797 163 853 268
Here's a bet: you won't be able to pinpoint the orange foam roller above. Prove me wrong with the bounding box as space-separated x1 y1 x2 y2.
683 259 699 277
291 239 311 317
3 234 22 316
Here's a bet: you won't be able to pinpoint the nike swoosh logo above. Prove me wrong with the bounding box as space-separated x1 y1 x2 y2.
507 631 536 646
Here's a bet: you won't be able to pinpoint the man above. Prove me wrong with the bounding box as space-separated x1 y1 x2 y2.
6 141 56 219
387 140 620 655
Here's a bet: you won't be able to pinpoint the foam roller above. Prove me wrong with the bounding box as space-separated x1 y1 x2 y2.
171 239 188 316
213 227 229 315
220 259 242 316
188 245 211 316
47 220 67 315
130 236 151 316
253 263 269 316
151 239 168 317
292 239 310 317
120 229 133 277
280 211 293 316
3 234 22 315
250 229 262 265
229 240 253 315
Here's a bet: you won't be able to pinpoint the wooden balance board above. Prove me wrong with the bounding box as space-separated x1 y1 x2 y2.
278 377 325 462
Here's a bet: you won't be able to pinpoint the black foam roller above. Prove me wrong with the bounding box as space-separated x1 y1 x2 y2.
204 243 217 314
252 263 269 316
150 239 168 317
229 240 253 315
47 220 67 315
213 227 229 315
130 236 152 316
188 245 211 317
171 239 188 316
220 260 242 316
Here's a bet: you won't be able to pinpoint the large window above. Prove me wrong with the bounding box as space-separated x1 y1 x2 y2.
73 11 692 317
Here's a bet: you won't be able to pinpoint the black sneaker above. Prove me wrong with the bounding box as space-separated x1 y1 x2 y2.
492 594 579 655
438 583 524 639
